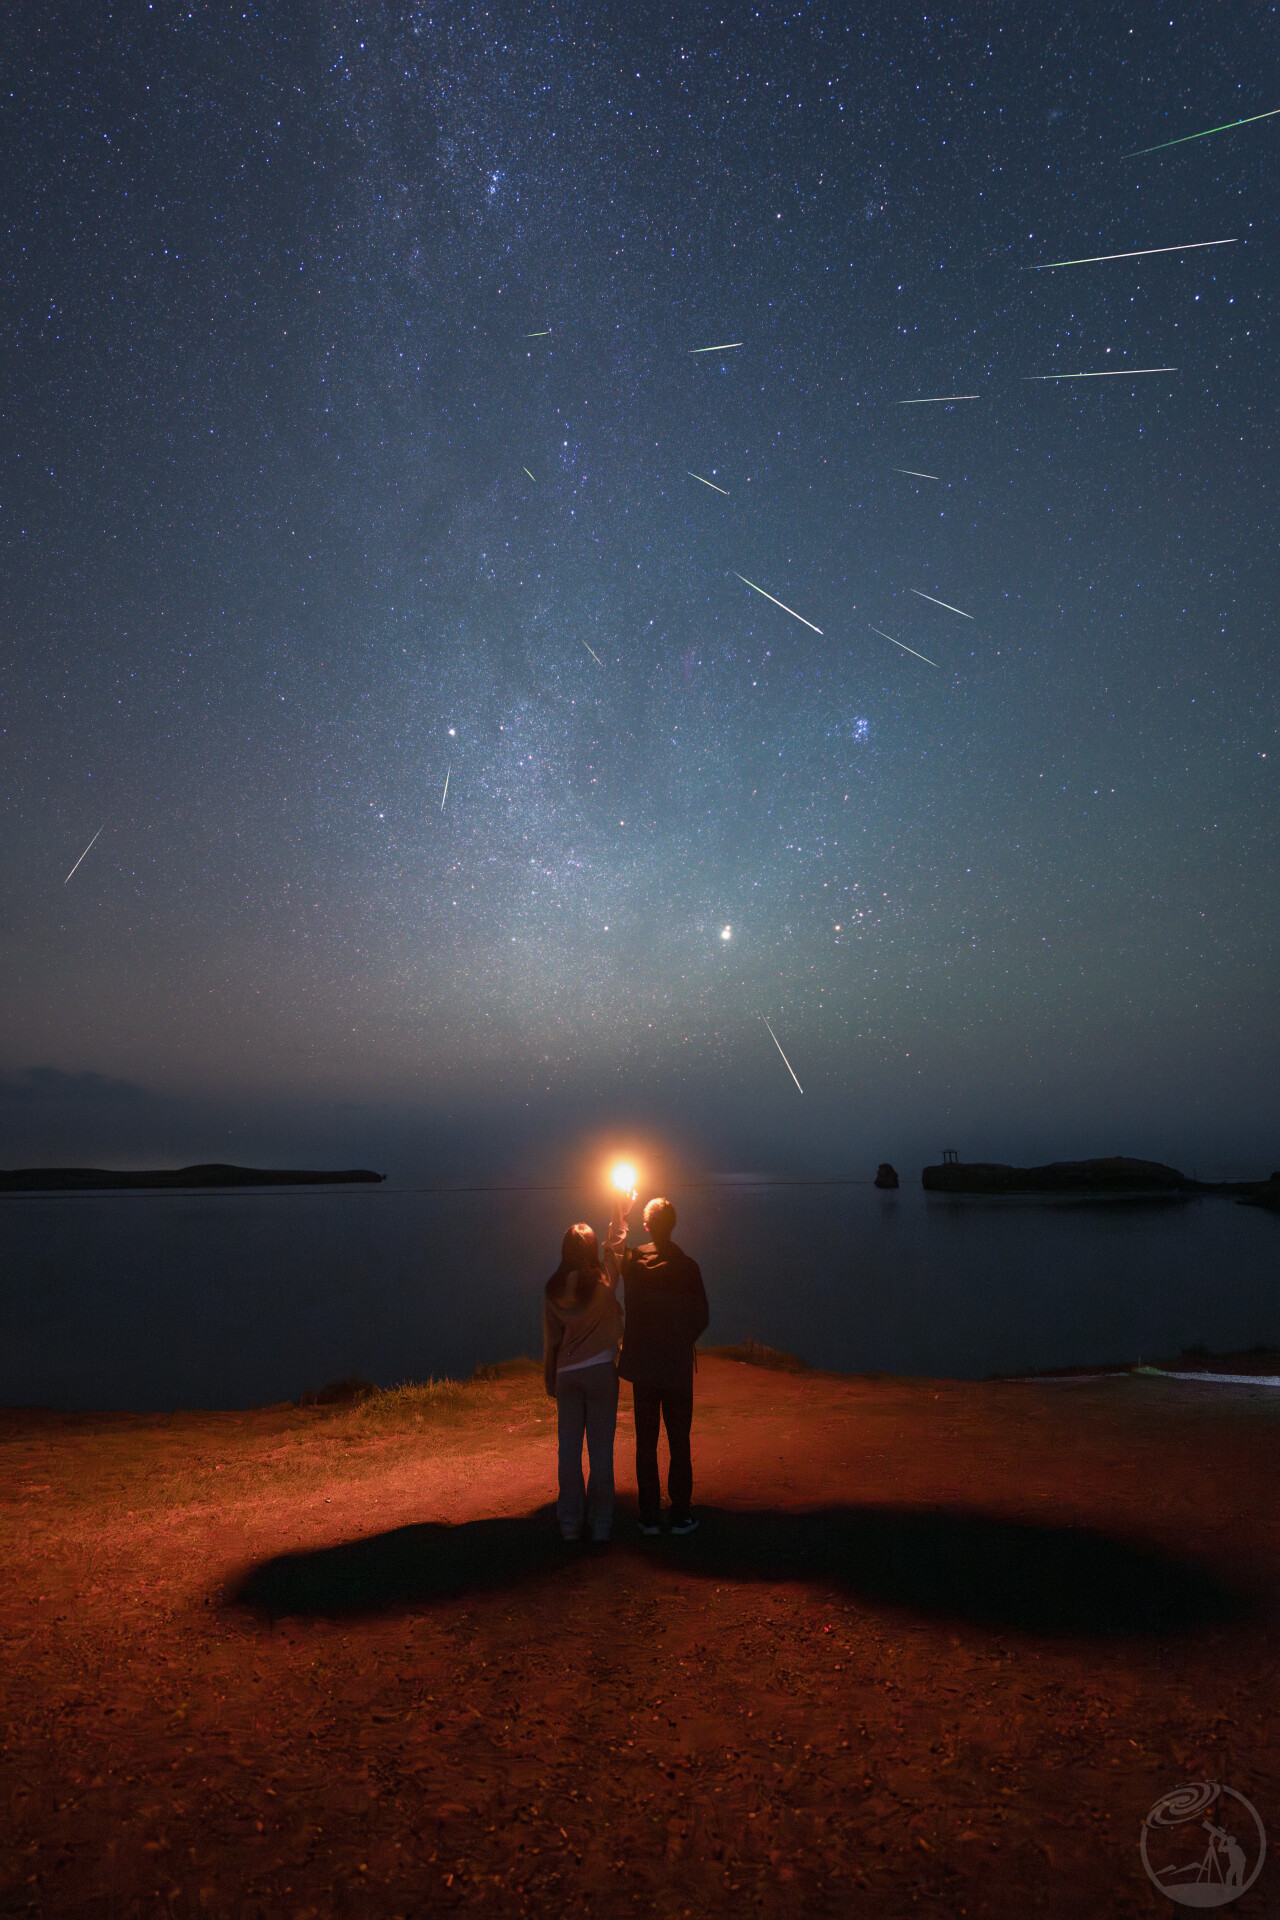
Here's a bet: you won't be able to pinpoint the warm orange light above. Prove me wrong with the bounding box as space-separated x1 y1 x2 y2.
610 1160 637 1193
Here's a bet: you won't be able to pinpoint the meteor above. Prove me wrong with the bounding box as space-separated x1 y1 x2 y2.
891 468 939 480
1124 106 1280 158
1024 366 1177 380
896 394 978 404
522 467 535 481
689 342 743 354
870 625 938 667
1026 237 1234 270
761 1015 803 1095
582 640 605 667
64 826 103 884
910 588 973 619
524 329 552 337
733 573 823 635
441 768 450 811
688 471 730 495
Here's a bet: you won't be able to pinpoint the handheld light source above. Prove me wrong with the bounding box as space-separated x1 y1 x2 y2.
610 1160 638 1195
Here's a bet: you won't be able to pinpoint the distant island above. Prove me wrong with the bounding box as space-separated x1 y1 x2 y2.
0 1163 386 1193
922 1155 1280 1208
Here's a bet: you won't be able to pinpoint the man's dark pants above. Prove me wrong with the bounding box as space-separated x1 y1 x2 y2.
632 1385 694 1523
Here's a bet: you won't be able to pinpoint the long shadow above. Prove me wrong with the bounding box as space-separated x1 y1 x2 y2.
231 1503 1247 1634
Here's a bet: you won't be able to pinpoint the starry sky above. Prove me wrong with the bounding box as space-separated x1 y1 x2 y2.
2 5 1277 1178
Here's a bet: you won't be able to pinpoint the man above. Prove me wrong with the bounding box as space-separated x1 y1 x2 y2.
617 1195 709 1537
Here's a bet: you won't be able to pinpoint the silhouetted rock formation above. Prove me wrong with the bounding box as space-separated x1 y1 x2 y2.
0 1163 385 1192
874 1163 899 1189
1238 1173 1280 1214
921 1155 1184 1195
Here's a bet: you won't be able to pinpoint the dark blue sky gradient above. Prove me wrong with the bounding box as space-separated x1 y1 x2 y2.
2 6 1277 1177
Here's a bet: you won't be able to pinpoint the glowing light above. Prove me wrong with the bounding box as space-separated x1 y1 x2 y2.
610 1161 637 1193
721 925 732 940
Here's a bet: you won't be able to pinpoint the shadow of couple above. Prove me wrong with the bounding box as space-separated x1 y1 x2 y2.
231 1503 1247 1635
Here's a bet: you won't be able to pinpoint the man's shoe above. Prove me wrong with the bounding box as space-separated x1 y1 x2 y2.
669 1515 699 1536
637 1519 661 1538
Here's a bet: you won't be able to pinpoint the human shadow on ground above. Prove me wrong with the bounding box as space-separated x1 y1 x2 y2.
231 1503 1246 1634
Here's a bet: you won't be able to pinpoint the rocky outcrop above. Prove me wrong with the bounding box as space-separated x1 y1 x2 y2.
874 1163 900 1189
921 1156 1185 1195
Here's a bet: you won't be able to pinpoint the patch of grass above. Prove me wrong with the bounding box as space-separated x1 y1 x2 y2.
346 1378 475 1430
471 1356 541 1381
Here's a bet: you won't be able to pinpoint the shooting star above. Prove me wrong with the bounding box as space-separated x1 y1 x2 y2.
440 768 450 811
522 467 535 481
688 471 730 495
891 468 939 480
911 588 973 619
582 640 604 667
761 1015 803 1095
64 826 104 884
896 394 978 405
1124 106 1280 158
524 329 552 337
1024 367 1177 380
733 573 823 635
870 625 938 667
1026 237 1234 271
689 341 743 354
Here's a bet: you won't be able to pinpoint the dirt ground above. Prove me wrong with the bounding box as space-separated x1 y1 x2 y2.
3 1351 1280 1918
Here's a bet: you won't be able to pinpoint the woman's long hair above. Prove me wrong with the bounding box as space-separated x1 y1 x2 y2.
546 1222 602 1307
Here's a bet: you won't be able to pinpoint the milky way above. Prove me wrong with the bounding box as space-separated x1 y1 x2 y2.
2 9 1276 1162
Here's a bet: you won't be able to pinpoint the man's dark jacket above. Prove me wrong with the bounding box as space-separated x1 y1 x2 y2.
617 1239 709 1390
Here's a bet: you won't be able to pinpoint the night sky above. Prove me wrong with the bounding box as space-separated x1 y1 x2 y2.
2 7 1277 1178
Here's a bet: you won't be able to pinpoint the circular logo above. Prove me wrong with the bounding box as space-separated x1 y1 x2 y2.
1140 1782 1266 1908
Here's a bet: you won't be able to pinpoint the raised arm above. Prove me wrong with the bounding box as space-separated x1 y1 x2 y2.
602 1187 635 1290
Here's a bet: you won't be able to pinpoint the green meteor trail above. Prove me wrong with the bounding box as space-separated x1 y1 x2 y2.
891 468 939 480
688 471 730 495
689 341 743 353
522 467 535 481
870 625 937 667
733 573 823 635
1026 238 1234 270
582 640 604 667
1024 367 1177 380
1123 105 1280 158
523 329 551 337
896 393 978 405
910 589 972 619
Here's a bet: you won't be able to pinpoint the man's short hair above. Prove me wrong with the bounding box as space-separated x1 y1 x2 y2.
643 1196 676 1238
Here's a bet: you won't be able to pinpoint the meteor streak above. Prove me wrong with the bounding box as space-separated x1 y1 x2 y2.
582 640 604 667
896 394 978 405
869 625 938 667
1124 106 1280 158
761 1015 803 1095
524 329 551 337
522 467 535 481
910 588 973 619
1026 237 1234 270
689 342 743 354
688 471 730 495
441 768 450 810
891 468 939 480
1024 367 1177 380
733 573 823 634
64 826 103 884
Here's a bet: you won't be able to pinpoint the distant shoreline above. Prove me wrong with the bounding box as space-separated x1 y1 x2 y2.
0 1163 385 1193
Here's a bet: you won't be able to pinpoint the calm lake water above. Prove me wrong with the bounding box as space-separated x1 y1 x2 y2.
1 1180 1277 1411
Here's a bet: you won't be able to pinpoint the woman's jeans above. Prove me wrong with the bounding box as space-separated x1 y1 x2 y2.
555 1361 619 1540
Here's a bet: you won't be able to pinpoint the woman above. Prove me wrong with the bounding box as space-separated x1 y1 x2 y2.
543 1189 632 1542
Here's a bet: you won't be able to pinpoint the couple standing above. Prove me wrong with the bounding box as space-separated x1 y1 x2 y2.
543 1186 709 1542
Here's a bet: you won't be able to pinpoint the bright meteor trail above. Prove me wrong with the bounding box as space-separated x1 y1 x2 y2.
582 640 605 667
911 589 973 619
64 826 103 884
1123 106 1280 158
870 626 938 667
688 471 730 495
689 342 742 354
891 468 939 480
761 1015 803 1094
440 768 450 810
1024 367 1177 380
896 394 978 405
1026 238 1235 270
733 573 823 635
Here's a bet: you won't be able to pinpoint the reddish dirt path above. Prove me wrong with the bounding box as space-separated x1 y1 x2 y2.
3 1353 1280 1917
